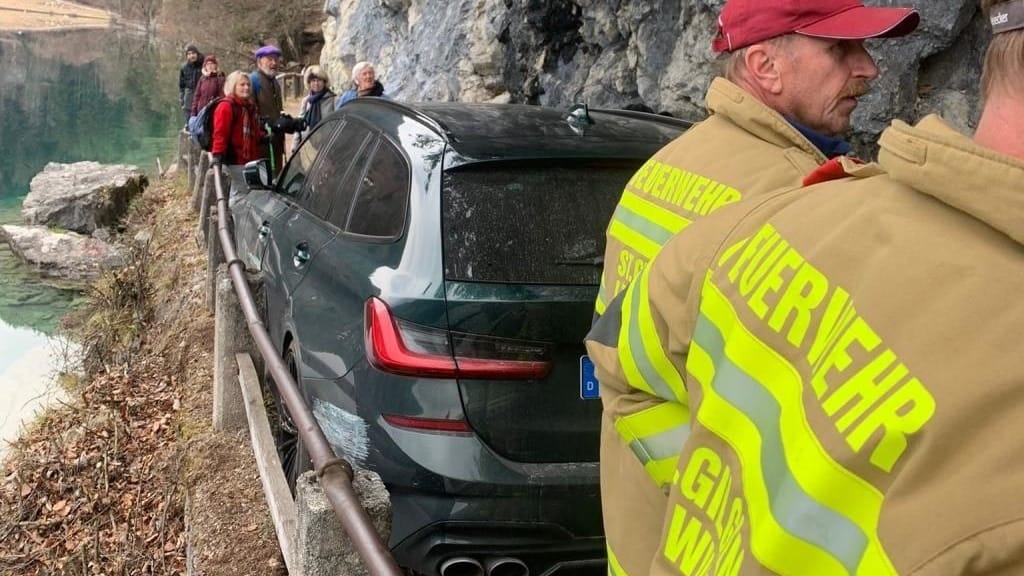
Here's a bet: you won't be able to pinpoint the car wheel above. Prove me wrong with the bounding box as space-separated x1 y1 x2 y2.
273 341 313 495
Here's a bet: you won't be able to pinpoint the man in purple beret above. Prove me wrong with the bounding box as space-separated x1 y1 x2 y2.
250 45 285 174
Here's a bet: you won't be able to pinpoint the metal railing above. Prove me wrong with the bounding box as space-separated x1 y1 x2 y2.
209 158 402 576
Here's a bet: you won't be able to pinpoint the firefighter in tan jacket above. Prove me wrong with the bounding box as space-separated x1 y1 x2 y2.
588 0 1024 573
594 0 922 319
592 0 921 572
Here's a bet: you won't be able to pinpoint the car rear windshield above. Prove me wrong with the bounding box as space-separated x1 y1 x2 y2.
442 160 638 285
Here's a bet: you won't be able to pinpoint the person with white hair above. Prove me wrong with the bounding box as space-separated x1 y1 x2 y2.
334 60 386 110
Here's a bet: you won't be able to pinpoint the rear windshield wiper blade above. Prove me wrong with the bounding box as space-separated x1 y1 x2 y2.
555 256 605 267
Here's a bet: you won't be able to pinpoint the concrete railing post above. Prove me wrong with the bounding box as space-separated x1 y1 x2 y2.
186 147 195 193
295 470 392 576
206 215 223 313
197 168 218 248
191 153 210 212
177 130 190 173
213 266 255 432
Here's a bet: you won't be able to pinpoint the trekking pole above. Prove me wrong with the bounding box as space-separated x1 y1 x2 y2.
262 118 276 175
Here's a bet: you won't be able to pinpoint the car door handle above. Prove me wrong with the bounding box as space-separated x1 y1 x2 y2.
292 243 310 268
257 223 270 241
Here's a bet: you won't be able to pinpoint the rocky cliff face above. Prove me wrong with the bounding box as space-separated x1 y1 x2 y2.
320 0 989 156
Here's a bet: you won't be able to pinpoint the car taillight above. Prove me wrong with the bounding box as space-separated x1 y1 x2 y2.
364 297 552 380
382 414 472 433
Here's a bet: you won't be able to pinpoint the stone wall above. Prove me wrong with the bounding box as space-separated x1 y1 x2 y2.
320 0 989 157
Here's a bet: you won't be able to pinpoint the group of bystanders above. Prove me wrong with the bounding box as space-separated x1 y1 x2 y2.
177 43 388 207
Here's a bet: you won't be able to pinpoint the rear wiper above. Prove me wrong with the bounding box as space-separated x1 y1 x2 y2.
555 256 605 267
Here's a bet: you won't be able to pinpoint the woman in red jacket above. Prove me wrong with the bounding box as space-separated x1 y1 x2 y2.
211 70 266 209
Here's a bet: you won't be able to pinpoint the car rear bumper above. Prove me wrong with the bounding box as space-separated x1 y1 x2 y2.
381 417 600 486
306 376 604 573
390 495 605 576
380 418 604 575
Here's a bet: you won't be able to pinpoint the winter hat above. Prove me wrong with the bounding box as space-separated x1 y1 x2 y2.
254 45 283 59
203 55 218 66
303 65 329 86
185 44 199 55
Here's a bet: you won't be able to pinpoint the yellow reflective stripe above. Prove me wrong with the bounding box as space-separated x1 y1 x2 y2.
615 402 689 440
609 219 660 260
607 191 693 262
644 458 679 488
617 266 688 403
635 266 688 403
607 543 629 576
619 189 692 235
686 279 896 576
616 267 692 486
617 275 656 396
595 274 609 316
614 402 690 486
688 341 845 575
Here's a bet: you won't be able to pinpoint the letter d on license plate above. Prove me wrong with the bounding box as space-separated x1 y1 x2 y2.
580 355 599 400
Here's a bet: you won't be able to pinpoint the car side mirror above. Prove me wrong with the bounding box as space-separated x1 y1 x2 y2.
243 159 272 190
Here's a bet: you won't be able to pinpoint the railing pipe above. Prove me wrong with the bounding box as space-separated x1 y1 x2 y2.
210 160 402 576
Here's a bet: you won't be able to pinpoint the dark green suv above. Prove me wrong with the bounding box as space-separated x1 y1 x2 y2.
234 99 688 576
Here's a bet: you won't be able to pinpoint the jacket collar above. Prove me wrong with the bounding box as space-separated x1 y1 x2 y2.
879 115 1024 245
705 78 828 163
787 117 853 158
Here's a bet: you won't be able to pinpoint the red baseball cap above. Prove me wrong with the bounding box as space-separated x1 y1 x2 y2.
711 0 920 53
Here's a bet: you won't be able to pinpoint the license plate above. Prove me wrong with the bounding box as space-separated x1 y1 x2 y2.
580 355 600 400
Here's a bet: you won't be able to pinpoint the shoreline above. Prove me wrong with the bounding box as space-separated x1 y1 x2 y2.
0 325 68 459
0 0 115 32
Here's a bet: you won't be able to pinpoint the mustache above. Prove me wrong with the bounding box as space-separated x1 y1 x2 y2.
842 81 872 99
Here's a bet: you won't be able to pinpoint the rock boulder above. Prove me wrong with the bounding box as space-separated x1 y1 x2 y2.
23 161 147 234
0 225 124 282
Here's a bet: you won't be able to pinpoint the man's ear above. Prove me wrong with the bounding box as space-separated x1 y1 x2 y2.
743 43 784 95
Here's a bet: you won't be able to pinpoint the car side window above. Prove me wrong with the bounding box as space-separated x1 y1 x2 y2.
277 119 339 198
325 136 375 230
298 121 374 224
345 138 410 238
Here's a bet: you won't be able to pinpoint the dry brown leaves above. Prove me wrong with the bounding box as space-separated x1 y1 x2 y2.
0 176 201 576
0 172 286 576
0 366 186 575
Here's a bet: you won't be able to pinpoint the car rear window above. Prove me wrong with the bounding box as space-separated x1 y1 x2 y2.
442 160 638 285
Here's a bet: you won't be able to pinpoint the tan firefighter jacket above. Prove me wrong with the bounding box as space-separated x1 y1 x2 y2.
595 77 830 318
587 114 1024 575
594 76 834 574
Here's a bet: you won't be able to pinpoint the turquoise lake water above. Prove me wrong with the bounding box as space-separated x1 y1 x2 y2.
0 28 179 452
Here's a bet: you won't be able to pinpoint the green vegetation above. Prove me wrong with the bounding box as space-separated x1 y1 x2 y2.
0 30 176 335
0 33 179 204
66 238 152 376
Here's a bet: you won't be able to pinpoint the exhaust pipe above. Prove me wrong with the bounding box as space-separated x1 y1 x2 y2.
485 557 529 576
440 557 485 576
